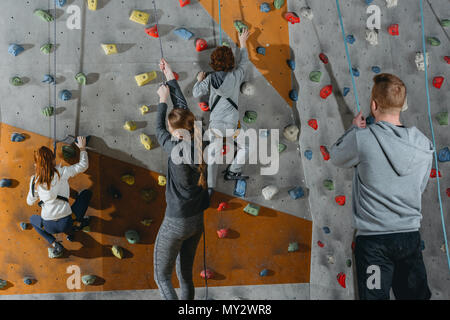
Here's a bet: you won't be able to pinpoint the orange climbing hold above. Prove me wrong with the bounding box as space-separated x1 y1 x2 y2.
335 196 346 206
320 146 330 161
284 12 300 24
196 39 208 52
320 85 333 99
308 119 318 130
145 25 159 38
388 24 399 36
337 272 346 288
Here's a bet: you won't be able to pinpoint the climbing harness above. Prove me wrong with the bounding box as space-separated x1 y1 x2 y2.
419 0 450 271
31 177 69 208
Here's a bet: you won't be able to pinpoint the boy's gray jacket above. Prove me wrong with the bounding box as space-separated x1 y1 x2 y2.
193 47 249 134
330 121 434 235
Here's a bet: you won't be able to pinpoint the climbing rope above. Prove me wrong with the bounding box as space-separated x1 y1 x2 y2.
52 0 58 154
218 0 222 45
419 0 450 271
152 0 164 59
335 0 361 113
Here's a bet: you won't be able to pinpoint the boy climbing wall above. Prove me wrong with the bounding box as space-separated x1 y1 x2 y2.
193 28 251 198
330 73 433 300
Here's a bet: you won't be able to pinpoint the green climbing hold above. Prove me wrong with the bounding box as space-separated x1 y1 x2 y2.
346 259 352 267
244 203 260 216
82 226 91 232
323 180 334 191
10 76 24 86
75 72 87 85
436 112 448 125
273 0 285 9
278 143 287 153
243 111 257 123
427 37 440 46
112 245 124 259
82 275 96 286
309 71 322 83
0 279 7 289
62 145 76 160
42 106 54 117
34 9 53 22
125 230 140 244
222 42 230 47
40 43 53 54
288 241 299 252
440 19 450 28
141 188 156 203
234 20 248 34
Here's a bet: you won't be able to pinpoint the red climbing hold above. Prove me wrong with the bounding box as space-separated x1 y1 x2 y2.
179 0 190 7
320 85 333 99
284 12 300 24
308 119 318 130
351 241 356 252
444 56 450 64
222 144 230 155
337 272 346 288
335 195 346 206
433 76 444 89
173 72 180 81
196 39 208 52
430 169 442 178
388 24 399 36
217 228 229 239
446 188 450 197
198 102 209 111
200 269 214 280
319 53 329 64
145 25 158 38
320 146 330 161
218 202 229 211
317 241 324 248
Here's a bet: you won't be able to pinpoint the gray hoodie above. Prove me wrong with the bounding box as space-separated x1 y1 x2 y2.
330 121 434 236
193 47 249 134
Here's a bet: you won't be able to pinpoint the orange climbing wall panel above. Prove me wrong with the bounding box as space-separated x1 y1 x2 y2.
198 0 293 106
0 123 311 295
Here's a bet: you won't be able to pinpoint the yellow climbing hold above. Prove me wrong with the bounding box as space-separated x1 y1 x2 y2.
140 105 150 115
140 133 153 150
130 10 150 25
121 174 135 186
111 245 124 259
158 175 167 186
101 44 117 55
141 219 153 227
135 71 157 86
123 121 137 131
87 0 97 11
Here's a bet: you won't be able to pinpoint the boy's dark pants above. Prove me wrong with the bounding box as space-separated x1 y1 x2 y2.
355 231 431 300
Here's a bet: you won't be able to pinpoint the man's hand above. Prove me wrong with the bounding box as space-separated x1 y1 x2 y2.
75 136 86 151
238 28 250 48
157 84 170 103
197 71 206 82
352 111 367 129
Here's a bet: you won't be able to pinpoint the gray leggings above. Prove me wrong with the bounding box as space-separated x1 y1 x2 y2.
153 212 204 300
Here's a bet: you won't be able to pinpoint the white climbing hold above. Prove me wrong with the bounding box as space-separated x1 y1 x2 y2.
262 185 279 200
240 82 255 96
401 96 408 111
327 255 335 264
415 52 429 71
366 29 378 46
283 125 299 142
299 7 313 20
386 0 398 8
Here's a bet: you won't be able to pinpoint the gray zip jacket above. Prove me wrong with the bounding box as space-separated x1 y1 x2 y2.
193 47 249 134
330 121 434 236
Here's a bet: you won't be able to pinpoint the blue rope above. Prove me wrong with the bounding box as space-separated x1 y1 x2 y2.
335 0 361 113
218 0 222 45
419 0 450 271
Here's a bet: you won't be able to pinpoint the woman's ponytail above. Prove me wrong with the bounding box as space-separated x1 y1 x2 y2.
194 121 207 190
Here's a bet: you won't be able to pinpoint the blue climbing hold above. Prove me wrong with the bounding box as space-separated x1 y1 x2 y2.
259 269 269 277
0 179 12 188
438 147 450 162
346 34 355 44
55 0 66 7
11 133 25 142
59 90 72 101
323 226 330 234
234 179 247 198
287 59 295 70
304 150 313 160
288 187 305 200
289 89 298 102
20 222 27 230
256 47 266 55
260 129 270 138
8 44 24 56
352 68 360 77
366 115 375 125
173 28 194 40
42 74 55 84
372 66 381 74
366 0 374 4
260 2 271 13
343 87 350 97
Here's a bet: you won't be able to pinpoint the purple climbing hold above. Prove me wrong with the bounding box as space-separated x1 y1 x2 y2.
0 179 12 188
304 150 313 160
256 47 266 55
346 34 356 44
438 147 450 162
8 44 24 56
343 87 350 97
173 28 194 40
11 133 25 142
288 187 305 200
234 179 247 198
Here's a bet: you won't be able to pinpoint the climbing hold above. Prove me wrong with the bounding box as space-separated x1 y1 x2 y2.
260 2 271 13
135 71 157 86
82 275 96 286
82 226 91 232
308 119 318 130
327 255 335 264
320 146 330 161
10 76 23 86
372 66 381 74
366 115 375 125
335 195 346 206
346 259 352 267
323 226 331 234
40 43 53 54
284 12 300 24
244 203 260 216
121 174 135 186
222 145 230 156
430 169 442 178
337 272 346 288
283 125 299 141
323 180 334 191
352 68 360 77
140 105 149 115
200 269 214 280
141 219 153 227
288 187 305 200
319 53 329 64
145 25 159 38
59 90 72 101
433 76 444 89
351 241 356 252
243 111 257 124
34 9 53 22
87 0 97 11
101 44 118 55
415 52 429 71
366 28 378 46
11 133 25 142
111 245 124 259
140 133 153 150
48 247 62 258
441 243 447 253
273 0 285 9
447 188 450 198
240 82 255 96
288 241 299 252
278 143 287 153
123 121 137 131
427 37 441 46
309 71 322 83
42 106 54 117
234 179 247 197
196 38 208 52
262 185 279 200
0 279 7 289
129 10 149 25
320 85 333 99
441 19 450 27
346 34 355 44
317 241 324 248
20 222 27 230
259 269 269 277
218 202 228 211
256 47 266 56
173 28 194 40
386 0 398 8
179 0 190 7
158 175 166 186
436 112 448 126
300 7 314 20
438 147 450 162
287 60 295 70
107 185 121 199
8 44 24 56
388 24 399 36
198 102 209 112
304 150 313 160
289 89 298 101
55 0 67 8
42 74 55 84
62 145 76 160
23 277 34 285
125 230 140 244
141 188 156 203
343 87 350 97
233 21 248 34
217 228 229 239
75 72 87 85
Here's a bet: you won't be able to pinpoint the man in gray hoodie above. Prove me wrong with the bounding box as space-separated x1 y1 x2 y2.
193 29 250 197
330 73 433 300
